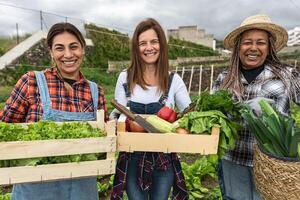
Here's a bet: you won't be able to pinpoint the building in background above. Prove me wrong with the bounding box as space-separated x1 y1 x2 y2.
287 26 300 46
167 25 216 50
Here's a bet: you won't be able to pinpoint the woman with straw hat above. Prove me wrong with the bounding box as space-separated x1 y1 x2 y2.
213 14 300 200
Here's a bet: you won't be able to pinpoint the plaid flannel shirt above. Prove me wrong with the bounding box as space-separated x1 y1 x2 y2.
111 152 188 200
0 68 107 123
212 65 300 166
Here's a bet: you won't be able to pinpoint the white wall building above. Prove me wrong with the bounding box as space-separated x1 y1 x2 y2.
287 26 300 46
167 26 216 50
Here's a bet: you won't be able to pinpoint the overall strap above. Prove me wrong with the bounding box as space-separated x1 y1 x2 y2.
88 81 99 111
158 72 175 105
34 71 52 109
122 82 131 107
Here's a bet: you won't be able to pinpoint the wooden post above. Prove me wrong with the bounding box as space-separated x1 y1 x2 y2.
295 60 297 68
181 67 185 79
188 66 194 94
175 66 178 73
210 65 214 93
105 120 117 174
198 65 203 95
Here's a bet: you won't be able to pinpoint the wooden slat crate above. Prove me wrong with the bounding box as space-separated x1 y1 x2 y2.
0 110 116 185
116 115 220 154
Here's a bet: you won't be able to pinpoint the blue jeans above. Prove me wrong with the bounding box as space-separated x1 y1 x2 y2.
217 159 262 200
126 153 174 200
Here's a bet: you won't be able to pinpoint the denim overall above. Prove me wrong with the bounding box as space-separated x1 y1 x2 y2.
12 71 99 200
124 74 175 200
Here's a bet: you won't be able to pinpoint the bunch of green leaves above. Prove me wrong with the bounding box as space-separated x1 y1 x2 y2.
0 121 106 167
194 90 243 121
178 110 241 157
291 103 300 128
97 175 114 197
0 188 11 200
0 193 11 200
0 121 104 141
181 155 221 200
242 99 300 159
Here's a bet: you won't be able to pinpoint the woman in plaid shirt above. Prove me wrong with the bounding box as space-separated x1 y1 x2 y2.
213 14 300 200
0 23 107 200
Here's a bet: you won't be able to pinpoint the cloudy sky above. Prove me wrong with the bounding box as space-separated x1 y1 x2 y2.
0 0 299 40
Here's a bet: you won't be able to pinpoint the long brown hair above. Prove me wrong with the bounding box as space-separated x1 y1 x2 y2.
221 29 299 101
127 18 169 93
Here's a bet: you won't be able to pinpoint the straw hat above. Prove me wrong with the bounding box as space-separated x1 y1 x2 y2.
224 14 288 51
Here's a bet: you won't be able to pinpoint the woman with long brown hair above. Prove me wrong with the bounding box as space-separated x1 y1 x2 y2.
110 18 190 200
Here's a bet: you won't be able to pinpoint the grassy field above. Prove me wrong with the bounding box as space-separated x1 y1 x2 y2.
0 86 13 110
0 38 16 56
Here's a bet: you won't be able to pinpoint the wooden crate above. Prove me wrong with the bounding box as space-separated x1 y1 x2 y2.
0 110 116 185
116 115 220 154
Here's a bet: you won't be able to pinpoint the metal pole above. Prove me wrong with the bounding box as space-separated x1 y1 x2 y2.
40 10 43 31
16 23 19 44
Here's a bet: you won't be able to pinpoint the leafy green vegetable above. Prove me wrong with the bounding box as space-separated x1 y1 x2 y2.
242 99 300 159
291 103 300 128
178 110 241 157
0 121 106 167
194 90 243 121
181 155 221 200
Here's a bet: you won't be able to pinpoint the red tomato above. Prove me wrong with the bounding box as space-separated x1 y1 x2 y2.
157 106 177 122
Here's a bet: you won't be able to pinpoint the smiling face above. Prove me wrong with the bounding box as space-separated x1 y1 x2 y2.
50 31 84 80
138 29 160 67
239 29 269 70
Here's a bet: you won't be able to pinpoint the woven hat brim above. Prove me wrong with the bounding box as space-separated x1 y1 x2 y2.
224 23 288 52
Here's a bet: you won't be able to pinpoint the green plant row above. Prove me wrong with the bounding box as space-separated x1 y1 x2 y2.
181 155 221 200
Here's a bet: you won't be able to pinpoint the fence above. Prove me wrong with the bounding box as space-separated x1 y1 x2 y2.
174 65 223 94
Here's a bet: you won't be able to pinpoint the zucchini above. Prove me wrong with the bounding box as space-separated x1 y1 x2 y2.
146 116 176 133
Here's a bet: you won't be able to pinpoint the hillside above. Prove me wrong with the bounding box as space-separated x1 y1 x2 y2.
0 34 31 56
168 37 219 59
0 37 16 56
84 24 131 69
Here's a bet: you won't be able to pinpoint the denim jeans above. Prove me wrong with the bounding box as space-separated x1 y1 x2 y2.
126 153 174 200
217 159 262 200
